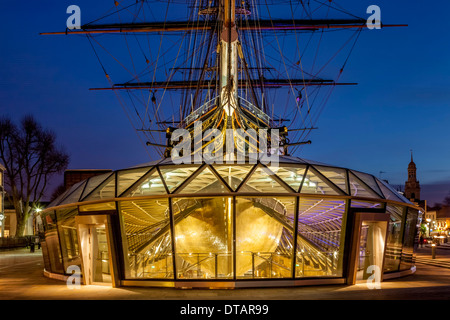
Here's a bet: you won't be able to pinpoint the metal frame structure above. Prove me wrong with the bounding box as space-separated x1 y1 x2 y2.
40 157 421 288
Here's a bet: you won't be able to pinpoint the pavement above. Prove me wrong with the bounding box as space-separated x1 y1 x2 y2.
1 246 450 301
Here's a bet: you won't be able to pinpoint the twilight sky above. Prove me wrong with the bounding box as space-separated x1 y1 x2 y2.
1 0 450 205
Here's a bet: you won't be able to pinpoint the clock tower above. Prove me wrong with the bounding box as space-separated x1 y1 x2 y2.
404 151 421 201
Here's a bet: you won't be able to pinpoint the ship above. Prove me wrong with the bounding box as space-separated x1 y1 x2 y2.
39 1 418 288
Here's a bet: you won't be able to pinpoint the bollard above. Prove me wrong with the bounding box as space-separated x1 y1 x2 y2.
431 243 436 259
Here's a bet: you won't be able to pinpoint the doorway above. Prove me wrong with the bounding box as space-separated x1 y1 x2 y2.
76 215 116 286
356 221 387 281
347 212 389 285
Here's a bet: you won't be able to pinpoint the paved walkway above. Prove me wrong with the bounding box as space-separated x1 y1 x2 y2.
1 247 450 300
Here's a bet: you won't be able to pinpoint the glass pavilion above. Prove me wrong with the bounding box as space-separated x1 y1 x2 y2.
40 156 420 288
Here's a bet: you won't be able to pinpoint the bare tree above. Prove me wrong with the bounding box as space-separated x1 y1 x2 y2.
0 115 69 236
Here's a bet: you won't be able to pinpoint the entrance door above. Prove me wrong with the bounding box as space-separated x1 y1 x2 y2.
76 215 116 286
356 221 388 281
347 212 389 285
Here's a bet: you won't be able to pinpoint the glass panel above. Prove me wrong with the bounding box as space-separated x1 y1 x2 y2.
300 167 340 195
352 170 383 197
349 172 381 198
43 209 61 273
377 179 410 203
296 198 346 278
48 188 72 207
118 199 173 279
267 165 307 192
315 166 348 194
42 210 57 232
79 202 116 212
59 180 86 205
356 221 387 280
213 164 254 190
173 197 233 279
160 166 200 192
83 173 116 201
117 167 152 196
123 169 166 197
56 207 77 222
236 197 295 279
58 216 81 273
81 173 113 200
351 200 384 209
400 208 419 271
241 166 290 193
384 205 405 273
177 167 227 194
92 225 111 283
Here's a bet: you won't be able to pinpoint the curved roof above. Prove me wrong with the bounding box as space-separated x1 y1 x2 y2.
47 156 412 209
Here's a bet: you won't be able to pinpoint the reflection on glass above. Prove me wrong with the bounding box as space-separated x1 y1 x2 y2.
384 205 405 272
400 208 419 271
119 199 173 279
240 167 290 193
81 173 113 200
213 165 254 190
173 197 233 279
43 229 64 274
58 217 81 272
267 165 307 192
315 166 348 194
160 166 200 192
84 174 116 201
123 169 166 197
351 170 383 197
236 197 295 279
177 167 227 194
117 167 152 196
301 167 340 195
349 172 380 198
56 208 80 273
296 198 346 278
93 226 111 283
351 200 383 209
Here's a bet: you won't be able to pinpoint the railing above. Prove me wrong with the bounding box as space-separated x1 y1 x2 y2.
184 96 218 126
0 236 33 249
238 97 270 125
128 250 339 279
184 96 271 126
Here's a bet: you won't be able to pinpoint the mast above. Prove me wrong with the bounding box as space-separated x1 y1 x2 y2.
220 0 238 116
41 1 407 158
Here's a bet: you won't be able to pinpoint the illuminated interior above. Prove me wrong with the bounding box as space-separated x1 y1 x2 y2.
40 157 420 286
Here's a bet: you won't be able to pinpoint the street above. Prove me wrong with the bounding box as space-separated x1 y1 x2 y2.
0 245 449 301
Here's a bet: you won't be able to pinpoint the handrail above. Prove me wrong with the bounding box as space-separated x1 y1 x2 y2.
184 96 219 125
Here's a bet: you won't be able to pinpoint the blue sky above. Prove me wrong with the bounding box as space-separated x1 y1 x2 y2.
1 0 449 205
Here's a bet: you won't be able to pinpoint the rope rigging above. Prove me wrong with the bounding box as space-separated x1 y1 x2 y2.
72 0 373 159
